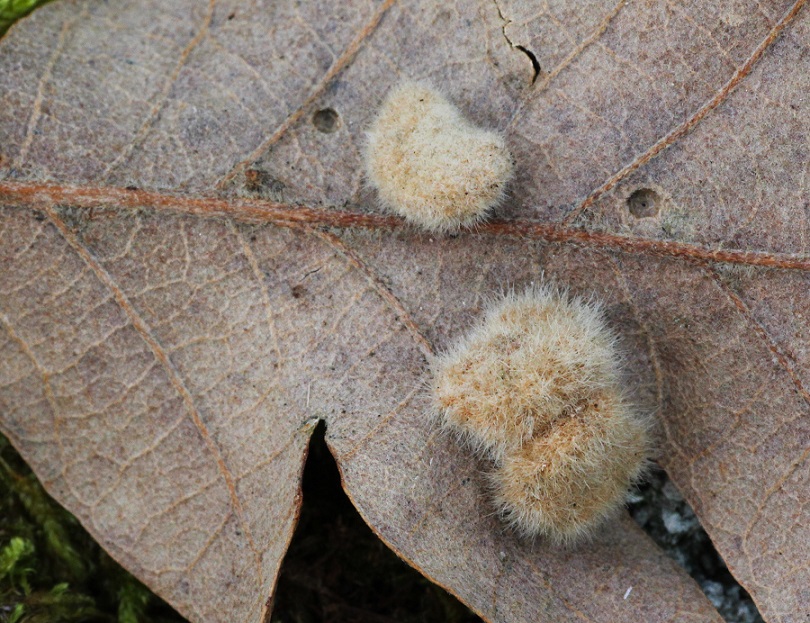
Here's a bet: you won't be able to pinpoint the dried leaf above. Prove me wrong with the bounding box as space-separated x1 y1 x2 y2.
1 1 808 622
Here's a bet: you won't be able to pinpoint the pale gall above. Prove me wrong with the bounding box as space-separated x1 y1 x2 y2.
363 81 514 232
431 287 651 543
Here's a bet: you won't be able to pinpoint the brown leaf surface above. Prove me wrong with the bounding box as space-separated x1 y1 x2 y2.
0 1 807 622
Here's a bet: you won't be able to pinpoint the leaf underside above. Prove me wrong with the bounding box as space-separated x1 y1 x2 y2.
0 1 808 622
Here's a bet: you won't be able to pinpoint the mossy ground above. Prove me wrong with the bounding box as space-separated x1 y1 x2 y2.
0 0 52 35
0 434 186 623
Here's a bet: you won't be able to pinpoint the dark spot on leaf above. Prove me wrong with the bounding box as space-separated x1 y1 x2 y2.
312 108 340 133
627 188 660 218
291 284 307 299
244 168 269 192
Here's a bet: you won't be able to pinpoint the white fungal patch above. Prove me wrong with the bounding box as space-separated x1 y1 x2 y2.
431 286 651 544
364 81 514 232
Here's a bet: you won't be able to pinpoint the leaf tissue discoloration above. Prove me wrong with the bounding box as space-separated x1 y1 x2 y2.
1 1 809 622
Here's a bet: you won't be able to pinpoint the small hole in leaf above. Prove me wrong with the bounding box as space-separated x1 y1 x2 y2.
627 188 660 218
312 108 340 133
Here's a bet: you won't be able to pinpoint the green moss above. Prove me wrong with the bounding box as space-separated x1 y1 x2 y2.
0 537 35 595
0 434 186 623
0 0 54 36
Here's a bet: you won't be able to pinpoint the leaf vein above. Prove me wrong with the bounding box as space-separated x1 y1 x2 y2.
42 204 264 588
217 0 399 189
564 0 808 224
6 181 810 271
